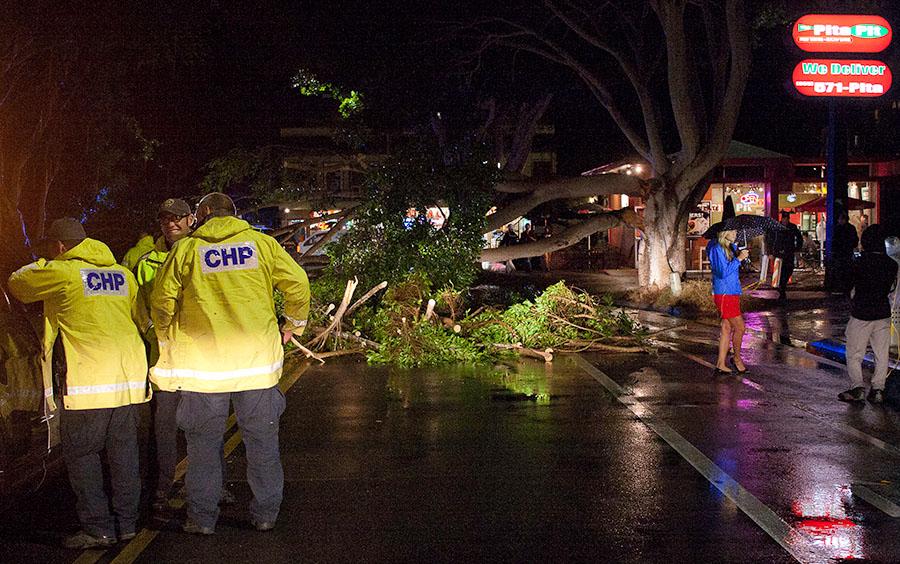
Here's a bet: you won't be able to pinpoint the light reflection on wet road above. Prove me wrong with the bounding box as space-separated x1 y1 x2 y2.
628 309 900 563
2 307 900 562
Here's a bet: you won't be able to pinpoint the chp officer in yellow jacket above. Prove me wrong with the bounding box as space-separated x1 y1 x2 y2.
7 218 149 549
134 198 236 512
150 193 309 534
134 198 198 509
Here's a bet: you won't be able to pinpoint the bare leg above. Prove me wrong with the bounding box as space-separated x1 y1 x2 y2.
717 319 732 371
729 315 746 371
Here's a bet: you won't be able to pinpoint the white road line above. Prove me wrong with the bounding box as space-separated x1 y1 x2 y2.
852 484 900 518
790 402 900 458
654 333 900 459
574 354 823 564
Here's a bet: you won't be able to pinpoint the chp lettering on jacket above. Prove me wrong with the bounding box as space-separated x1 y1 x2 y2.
199 241 259 273
80 269 128 296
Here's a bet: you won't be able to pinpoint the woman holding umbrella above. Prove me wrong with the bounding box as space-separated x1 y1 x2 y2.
707 229 749 374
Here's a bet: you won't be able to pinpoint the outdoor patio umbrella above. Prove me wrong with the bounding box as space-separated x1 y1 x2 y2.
794 196 874 213
703 214 787 248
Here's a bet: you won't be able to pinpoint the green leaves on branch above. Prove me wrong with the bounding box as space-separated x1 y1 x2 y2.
467 282 646 350
348 277 646 368
324 140 499 292
291 68 363 118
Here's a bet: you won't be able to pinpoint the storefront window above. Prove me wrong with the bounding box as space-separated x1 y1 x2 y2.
687 182 767 238
783 180 877 238
722 183 766 216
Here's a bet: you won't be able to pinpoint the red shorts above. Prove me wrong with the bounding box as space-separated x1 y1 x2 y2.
713 294 741 319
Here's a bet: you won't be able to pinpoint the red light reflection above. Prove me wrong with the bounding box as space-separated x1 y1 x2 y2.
790 486 863 560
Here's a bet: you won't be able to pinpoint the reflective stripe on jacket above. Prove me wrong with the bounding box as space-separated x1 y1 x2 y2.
149 216 309 393
7 239 150 411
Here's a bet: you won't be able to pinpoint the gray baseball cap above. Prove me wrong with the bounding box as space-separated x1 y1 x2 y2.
158 198 192 217
44 218 86 241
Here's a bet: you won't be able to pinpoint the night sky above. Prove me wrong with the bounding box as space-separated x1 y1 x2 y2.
47 1 900 204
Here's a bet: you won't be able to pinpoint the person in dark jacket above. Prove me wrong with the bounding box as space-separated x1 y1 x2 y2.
838 225 898 404
831 211 859 295
771 211 804 302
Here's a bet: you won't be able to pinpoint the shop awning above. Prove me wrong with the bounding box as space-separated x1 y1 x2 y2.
794 196 874 213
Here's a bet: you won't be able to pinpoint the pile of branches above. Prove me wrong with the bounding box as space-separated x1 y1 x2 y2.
285 278 648 368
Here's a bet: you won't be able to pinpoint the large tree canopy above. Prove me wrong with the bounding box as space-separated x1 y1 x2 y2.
0 2 215 274
451 0 752 287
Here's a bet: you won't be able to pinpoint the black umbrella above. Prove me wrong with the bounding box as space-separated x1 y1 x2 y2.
703 214 787 247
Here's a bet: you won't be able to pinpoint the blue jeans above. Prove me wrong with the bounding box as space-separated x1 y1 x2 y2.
177 387 286 529
60 404 140 537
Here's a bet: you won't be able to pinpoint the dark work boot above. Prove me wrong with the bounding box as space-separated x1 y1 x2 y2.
838 387 866 402
868 389 884 404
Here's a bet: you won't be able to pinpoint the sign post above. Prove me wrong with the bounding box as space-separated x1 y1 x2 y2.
824 100 847 285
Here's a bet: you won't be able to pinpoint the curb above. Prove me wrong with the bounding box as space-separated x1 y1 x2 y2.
804 338 900 371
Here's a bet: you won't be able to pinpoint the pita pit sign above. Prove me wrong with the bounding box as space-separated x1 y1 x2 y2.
793 14 892 53
793 59 892 97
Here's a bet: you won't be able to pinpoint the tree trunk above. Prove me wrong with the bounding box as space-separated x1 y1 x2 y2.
638 190 686 289
0 201 31 279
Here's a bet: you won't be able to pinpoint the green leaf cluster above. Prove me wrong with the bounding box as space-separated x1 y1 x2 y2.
362 274 496 367
366 314 494 368
291 68 364 118
469 282 646 349
323 140 499 293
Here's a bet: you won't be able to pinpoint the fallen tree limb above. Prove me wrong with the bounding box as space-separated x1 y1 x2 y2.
440 317 462 333
645 324 686 337
315 349 364 359
335 330 380 349
424 299 436 321
562 340 645 353
309 278 358 349
300 210 355 258
493 343 553 362
346 281 388 317
289 336 326 363
328 326 381 350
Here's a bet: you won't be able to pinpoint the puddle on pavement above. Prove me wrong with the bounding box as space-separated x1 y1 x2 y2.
385 361 559 407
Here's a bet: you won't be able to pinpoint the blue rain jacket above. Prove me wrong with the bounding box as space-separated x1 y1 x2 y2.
707 240 742 295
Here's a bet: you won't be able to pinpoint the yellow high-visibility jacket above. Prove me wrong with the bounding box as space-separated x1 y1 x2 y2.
134 236 168 366
120 234 155 270
7 239 150 411
150 216 309 393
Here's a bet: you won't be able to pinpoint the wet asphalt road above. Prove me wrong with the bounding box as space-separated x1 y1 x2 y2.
2 310 900 563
